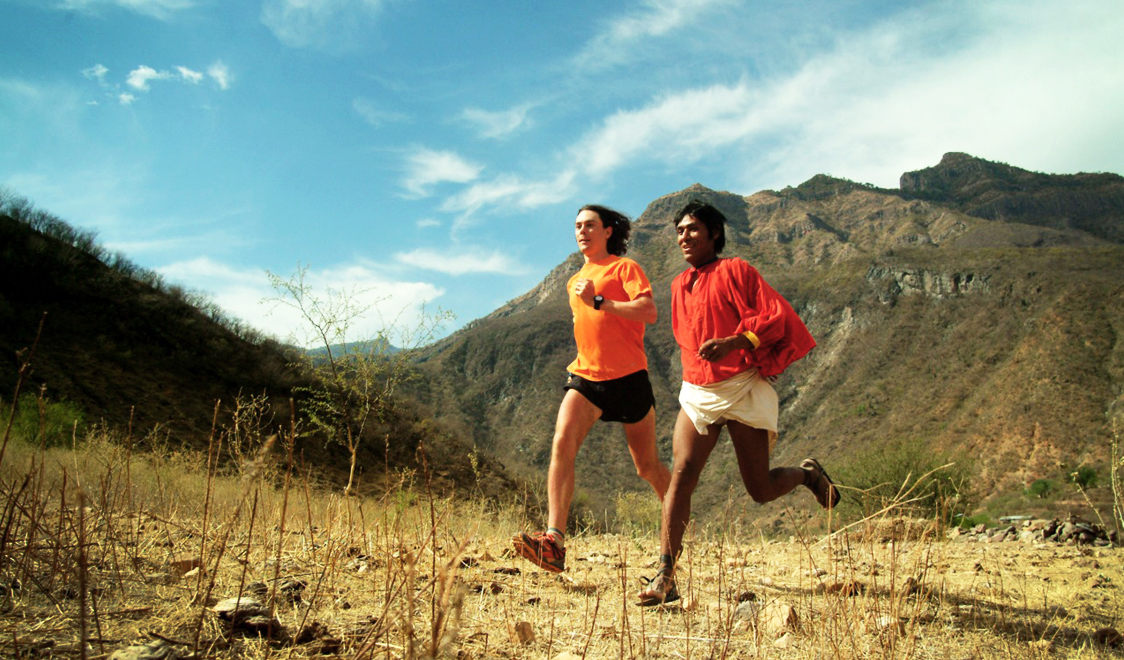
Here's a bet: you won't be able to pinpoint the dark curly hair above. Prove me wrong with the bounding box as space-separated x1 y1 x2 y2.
580 204 632 256
673 199 726 254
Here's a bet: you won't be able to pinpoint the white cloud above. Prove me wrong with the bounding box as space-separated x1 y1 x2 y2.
461 104 534 139
118 62 230 97
55 0 194 20
118 93 137 105
208 61 231 90
569 82 756 178
261 0 391 51
417 0 1124 225
440 170 577 233
560 0 1124 192
82 64 109 84
176 66 203 84
416 218 440 228
401 147 483 198
157 257 449 348
394 248 527 276
126 65 169 91
573 0 735 70
353 97 409 127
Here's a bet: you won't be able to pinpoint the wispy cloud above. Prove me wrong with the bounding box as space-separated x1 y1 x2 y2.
125 64 220 91
438 170 577 235
401 147 483 198
461 104 534 139
353 97 410 127
125 65 167 91
208 61 231 90
394 248 528 276
440 170 576 223
561 0 1124 191
158 257 448 348
260 0 392 52
568 82 756 179
176 66 203 84
82 64 109 84
573 0 735 70
55 0 194 20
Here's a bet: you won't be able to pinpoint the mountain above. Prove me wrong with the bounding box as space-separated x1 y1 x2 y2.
900 152 1124 242
412 154 1124 525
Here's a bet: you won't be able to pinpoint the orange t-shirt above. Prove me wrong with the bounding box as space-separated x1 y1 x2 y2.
566 256 652 381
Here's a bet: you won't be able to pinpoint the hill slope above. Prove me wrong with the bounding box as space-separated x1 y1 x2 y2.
0 212 517 498
414 154 1124 523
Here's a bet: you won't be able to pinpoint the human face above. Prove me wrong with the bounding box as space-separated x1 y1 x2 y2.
676 214 718 267
575 209 612 260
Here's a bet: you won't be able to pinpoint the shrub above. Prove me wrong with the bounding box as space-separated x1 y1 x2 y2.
835 437 973 523
1026 478 1056 499
615 490 662 537
1 393 87 448
1070 465 1097 488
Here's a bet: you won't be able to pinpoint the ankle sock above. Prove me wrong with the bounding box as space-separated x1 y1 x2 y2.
547 527 565 548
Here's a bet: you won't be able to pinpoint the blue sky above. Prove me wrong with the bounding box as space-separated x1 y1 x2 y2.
2 0 1122 347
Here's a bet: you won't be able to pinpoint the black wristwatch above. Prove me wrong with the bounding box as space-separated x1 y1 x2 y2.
593 295 605 311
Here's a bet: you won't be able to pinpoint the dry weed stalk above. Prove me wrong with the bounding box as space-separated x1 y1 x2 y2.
0 312 46 468
3 410 1121 660
1112 415 1123 535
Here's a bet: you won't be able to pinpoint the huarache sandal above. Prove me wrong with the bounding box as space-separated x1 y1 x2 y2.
637 567 680 607
801 457 841 509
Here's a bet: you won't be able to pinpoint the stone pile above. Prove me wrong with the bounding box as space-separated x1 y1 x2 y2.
950 517 1119 547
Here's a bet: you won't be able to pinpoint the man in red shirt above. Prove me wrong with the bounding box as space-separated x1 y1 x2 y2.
513 205 671 573
637 200 839 606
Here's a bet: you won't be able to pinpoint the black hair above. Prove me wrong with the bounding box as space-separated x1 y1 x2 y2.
673 199 726 254
579 204 632 256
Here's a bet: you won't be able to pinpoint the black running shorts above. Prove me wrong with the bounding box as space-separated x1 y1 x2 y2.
564 369 655 424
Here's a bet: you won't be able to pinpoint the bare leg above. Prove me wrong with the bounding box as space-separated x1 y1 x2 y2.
727 421 805 503
546 389 601 533
660 409 722 561
638 409 719 604
622 407 671 501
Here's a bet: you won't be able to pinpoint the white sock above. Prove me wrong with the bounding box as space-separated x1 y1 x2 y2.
547 527 566 548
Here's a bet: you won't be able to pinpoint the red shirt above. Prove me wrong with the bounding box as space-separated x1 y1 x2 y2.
672 257 815 384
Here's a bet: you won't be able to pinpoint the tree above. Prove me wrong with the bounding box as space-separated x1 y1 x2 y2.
267 265 451 494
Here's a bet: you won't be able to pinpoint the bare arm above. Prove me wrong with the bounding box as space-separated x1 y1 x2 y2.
573 278 657 324
601 293 657 325
698 333 754 361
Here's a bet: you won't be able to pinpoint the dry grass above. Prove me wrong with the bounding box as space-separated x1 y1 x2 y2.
0 430 1121 660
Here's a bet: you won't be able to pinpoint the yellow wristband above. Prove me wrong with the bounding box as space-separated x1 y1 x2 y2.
742 331 760 350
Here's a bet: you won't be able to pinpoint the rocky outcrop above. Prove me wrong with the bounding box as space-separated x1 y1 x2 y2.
950 517 1119 547
866 265 990 302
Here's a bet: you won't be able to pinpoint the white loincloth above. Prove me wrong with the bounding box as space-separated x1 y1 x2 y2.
678 369 779 453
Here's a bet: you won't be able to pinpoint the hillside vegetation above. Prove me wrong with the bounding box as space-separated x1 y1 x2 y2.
0 198 513 500
412 153 1124 530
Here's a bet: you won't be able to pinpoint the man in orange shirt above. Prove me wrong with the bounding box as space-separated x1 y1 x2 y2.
513 205 671 573
637 200 839 606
